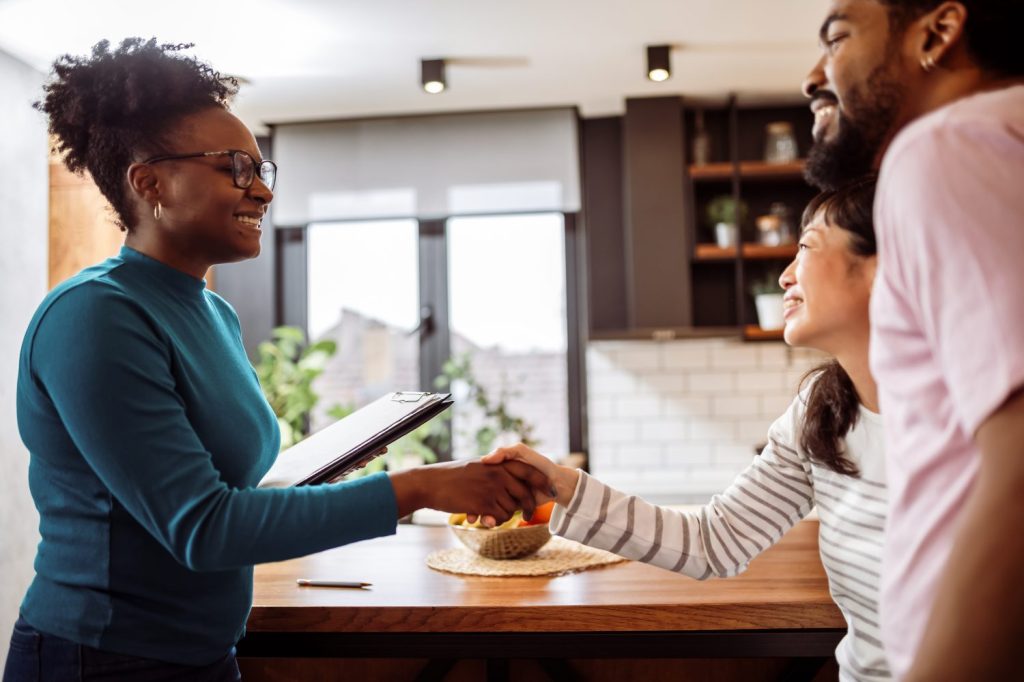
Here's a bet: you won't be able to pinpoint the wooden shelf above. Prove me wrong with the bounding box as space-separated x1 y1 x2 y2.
743 325 785 341
689 160 806 182
744 243 799 259
590 325 786 342
688 162 734 181
694 243 798 262
589 326 740 342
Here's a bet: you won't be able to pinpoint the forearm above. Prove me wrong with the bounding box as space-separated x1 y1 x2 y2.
553 441 812 579
907 403 1024 680
168 474 399 570
553 471 760 579
388 468 427 518
551 464 580 506
906 480 1024 679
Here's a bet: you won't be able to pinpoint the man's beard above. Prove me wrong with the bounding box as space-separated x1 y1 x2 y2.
805 64 906 191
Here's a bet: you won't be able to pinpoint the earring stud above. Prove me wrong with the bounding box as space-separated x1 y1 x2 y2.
921 54 937 72
154 202 162 220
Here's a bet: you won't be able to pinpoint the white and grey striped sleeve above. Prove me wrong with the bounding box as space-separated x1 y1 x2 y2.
550 397 815 579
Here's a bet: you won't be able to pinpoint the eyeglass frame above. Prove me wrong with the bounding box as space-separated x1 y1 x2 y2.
141 149 277 191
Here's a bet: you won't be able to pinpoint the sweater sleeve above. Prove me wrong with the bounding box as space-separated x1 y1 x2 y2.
550 397 814 578
27 285 398 572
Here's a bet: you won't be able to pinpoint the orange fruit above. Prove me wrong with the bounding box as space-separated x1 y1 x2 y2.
524 501 554 526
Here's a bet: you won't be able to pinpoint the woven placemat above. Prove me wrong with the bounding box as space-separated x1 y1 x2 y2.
426 536 627 577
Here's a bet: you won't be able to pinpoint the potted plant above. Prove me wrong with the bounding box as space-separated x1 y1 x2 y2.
706 195 749 248
750 272 785 330
254 326 340 449
437 353 538 455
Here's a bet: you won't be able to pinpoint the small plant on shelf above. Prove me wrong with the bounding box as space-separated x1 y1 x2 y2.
706 195 749 248
749 271 783 297
750 271 785 330
706 195 749 228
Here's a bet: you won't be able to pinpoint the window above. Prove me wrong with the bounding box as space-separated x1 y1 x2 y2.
446 213 569 461
294 213 578 460
305 219 420 429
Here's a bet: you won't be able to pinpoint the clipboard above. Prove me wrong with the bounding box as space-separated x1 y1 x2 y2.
258 391 453 488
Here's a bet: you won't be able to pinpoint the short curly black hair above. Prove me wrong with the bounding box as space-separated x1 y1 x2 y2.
881 0 1024 77
36 38 238 231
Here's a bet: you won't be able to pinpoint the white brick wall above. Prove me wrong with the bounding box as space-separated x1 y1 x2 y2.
586 338 827 503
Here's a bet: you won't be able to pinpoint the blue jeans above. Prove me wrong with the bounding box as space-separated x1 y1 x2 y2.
3 617 241 682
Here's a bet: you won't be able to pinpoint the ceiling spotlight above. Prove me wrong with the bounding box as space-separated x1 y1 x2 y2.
421 59 446 94
646 45 671 82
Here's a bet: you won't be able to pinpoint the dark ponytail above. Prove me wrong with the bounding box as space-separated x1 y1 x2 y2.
797 175 877 476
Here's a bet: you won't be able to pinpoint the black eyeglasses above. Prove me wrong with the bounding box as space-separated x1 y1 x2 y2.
143 150 277 191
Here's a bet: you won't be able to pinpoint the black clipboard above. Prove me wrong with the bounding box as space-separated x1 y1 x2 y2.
258 391 453 488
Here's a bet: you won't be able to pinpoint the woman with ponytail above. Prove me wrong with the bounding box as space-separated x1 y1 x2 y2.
486 175 890 681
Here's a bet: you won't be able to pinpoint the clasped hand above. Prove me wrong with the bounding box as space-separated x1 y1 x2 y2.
466 443 580 527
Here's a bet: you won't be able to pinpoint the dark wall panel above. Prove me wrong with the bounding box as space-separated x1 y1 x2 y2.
580 117 627 332
622 97 692 329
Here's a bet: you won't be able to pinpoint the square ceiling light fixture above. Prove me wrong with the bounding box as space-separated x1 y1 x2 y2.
646 45 671 82
421 59 446 94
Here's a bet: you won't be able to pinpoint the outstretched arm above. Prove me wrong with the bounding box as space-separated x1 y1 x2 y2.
905 391 1024 681
483 409 815 580
389 458 551 523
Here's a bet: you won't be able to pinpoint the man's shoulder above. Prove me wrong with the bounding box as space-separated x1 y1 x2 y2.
886 85 1024 167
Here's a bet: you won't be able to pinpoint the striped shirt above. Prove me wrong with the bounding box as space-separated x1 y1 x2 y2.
551 392 890 681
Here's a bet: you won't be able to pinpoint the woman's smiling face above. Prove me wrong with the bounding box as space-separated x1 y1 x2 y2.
779 210 876 355
143 106 274 267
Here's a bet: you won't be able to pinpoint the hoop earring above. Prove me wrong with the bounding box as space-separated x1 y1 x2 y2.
920 54 937 73
153 202 163 220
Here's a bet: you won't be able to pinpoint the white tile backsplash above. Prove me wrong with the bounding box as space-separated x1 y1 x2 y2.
587 338 827 503
687 371 736 394
663 394 712 417
617 396 664 418
737 369 787 392
710 344 762 369
711 394 761 418
662 344 711 369
638 417 688 442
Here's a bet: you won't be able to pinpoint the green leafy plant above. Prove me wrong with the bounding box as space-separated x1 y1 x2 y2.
750 271 784 297
706 194 749 226
437 353 538 456
349 418 445 478
256 326 446 476
254 326 339 449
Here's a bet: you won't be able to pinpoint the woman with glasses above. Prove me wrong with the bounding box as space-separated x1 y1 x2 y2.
3 38 549 682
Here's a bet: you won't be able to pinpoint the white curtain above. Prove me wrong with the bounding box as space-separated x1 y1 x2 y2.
271 108 581 225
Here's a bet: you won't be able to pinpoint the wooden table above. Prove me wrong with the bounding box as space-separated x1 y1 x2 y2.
239 520 844 664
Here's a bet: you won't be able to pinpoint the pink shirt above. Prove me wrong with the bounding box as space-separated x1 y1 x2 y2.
870 84 1024 678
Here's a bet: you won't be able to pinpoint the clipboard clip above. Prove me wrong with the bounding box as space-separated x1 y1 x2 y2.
391 391 430 403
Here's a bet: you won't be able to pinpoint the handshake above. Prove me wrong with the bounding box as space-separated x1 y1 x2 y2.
388 444 580 527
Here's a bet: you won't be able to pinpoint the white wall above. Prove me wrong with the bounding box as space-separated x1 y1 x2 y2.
0 48 46 666
587 338 826 503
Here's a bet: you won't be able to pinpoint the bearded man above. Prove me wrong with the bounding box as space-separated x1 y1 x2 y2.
802 1 1024 680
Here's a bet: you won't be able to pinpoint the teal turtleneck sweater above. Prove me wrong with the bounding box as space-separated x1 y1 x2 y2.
16 246 398 665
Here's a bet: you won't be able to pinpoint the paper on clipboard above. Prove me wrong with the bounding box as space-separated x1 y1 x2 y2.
258 391 453 488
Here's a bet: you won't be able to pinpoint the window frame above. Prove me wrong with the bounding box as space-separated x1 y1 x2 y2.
273 211 586 461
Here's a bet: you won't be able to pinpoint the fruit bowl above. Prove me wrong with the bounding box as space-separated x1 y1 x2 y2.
449 522 552 560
